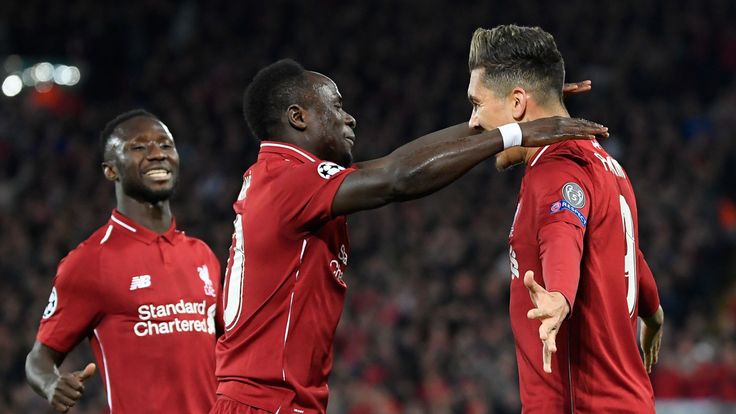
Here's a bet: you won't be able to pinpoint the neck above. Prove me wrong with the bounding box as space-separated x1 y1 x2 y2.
522 104 570 164
116 188 172 234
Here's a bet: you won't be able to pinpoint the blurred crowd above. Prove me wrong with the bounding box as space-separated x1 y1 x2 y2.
0 0 735 413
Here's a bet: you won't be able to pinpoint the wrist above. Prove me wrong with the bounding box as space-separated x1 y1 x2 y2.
549 291 572 316
499 123 522 149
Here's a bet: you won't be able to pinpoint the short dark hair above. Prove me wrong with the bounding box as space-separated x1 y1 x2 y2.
243 59 309 140
468 25 565 106
100 109 160 161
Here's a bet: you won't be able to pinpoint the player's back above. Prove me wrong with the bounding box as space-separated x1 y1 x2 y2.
567 140 654 412
509 139 655 413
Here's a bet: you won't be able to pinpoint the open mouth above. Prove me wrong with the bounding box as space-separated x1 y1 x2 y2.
143 168 172 181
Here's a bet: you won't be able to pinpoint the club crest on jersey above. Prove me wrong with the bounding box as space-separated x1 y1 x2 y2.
317 162 345 179
237 172 252 201
198 265 217 298
42 287 57 319
562 182 585 208
329 244 349 287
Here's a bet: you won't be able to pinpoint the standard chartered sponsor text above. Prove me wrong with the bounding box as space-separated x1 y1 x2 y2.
134 300 216 337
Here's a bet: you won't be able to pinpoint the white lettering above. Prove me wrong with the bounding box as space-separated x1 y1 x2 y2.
133 300 214 337
509 246 520 279
594 152 626 178
133 317 212 337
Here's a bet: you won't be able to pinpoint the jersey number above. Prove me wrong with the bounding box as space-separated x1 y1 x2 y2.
620 195 637 317
223 214 245 330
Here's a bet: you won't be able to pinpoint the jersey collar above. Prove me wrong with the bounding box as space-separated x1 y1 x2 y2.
110 209 181 245
528 144 552 168
258 141 319 164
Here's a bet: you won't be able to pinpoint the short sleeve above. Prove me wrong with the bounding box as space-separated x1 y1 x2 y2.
528 157 593 233
274 161 357 232
36 249 103 353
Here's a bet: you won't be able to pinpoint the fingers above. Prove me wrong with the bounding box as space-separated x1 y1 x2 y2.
49 374 86 411
527 308 547 320
542 327 559 374
51 391 78 412
523 271 543 294
76 363 96 382
570 117 606 130
543 341 553 373
562 80 593 95
562 118 607 137
52 401 70 412
538 318 559 342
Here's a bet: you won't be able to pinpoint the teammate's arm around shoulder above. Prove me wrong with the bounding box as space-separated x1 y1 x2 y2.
332 117 607 216
25 341 96 412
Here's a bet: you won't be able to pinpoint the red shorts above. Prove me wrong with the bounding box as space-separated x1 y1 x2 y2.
209 396 272 414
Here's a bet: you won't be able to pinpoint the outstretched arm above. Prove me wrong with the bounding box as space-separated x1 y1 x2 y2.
26 341 96 412
333 117 607 215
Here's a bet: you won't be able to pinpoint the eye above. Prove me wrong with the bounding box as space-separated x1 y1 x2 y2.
160 142 173 150
130 144 146 151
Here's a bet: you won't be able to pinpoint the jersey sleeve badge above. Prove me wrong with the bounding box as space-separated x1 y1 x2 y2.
317 162 345 179
562 182 586 208
42 287 58 319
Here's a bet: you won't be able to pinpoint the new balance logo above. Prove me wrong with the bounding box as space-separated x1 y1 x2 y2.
130 275 152 290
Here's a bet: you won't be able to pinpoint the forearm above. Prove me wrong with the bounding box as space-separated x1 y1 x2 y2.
364 123 503 200
26 352 58 399
641 305 664 328
25 342 64 399
539 222 584 313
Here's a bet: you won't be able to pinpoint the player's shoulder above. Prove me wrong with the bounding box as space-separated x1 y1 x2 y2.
536 140 592 167
527 141 590 179
524 141 601 197
56 223 111 279
177 232 216 257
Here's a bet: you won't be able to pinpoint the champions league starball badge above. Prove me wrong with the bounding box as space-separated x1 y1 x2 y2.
42 287 57 319
317 162 345 179
562 182 585 208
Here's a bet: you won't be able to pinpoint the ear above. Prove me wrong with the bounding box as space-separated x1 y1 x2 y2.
102 162 118 182
510 87 528 121
286 104 308 131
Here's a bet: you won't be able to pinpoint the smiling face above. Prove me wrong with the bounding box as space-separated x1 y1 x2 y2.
304 72 357 167
103 116 180 203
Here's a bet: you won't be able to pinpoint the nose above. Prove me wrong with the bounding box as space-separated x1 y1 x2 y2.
345 113 356 129
146 143 166 160
468 109 480 129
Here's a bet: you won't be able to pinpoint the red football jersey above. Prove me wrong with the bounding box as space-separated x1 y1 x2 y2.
507 139 660 413
37 210 222 414
216 142 356 414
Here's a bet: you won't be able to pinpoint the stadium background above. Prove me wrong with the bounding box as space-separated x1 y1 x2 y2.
1 1 735 413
